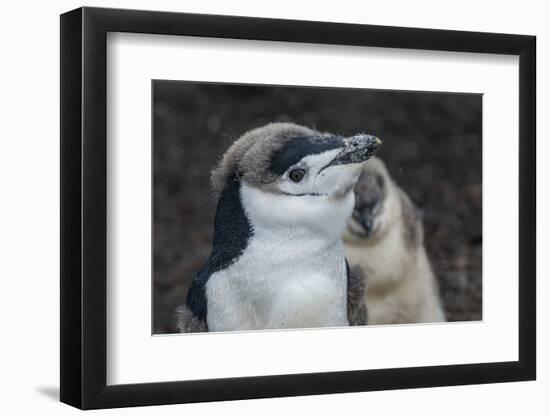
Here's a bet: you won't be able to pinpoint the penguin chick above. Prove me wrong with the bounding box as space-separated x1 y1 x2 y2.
342 157 446 324
178 123 380 332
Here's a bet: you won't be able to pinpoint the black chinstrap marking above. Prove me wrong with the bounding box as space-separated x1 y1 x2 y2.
186 177 253 320
269 135 345 176
280 191 326 197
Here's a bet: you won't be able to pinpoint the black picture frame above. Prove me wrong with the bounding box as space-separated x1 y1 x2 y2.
60 6 536 410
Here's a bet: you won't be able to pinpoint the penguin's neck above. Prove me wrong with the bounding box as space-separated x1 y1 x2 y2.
205 181 351 330
240 182 354 247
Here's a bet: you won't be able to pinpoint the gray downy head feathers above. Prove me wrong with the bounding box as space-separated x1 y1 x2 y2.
211 122 381 195
349 156 423 250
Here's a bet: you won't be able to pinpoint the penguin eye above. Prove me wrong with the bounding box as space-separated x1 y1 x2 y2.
288 168 306 182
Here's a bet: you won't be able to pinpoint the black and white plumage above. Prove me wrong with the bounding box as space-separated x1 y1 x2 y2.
177 123 380 332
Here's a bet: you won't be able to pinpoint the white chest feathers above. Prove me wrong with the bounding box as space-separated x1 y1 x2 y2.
205 184 352 332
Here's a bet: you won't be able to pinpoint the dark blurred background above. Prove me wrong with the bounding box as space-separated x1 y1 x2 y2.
153 81 482 334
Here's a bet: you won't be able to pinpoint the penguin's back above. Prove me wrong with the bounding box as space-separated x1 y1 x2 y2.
185 178 253 322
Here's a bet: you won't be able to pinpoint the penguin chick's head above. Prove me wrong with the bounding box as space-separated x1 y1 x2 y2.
212 123 381 234
343 156 393 242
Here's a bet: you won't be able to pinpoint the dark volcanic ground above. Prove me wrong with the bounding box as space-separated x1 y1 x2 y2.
153 81 482 333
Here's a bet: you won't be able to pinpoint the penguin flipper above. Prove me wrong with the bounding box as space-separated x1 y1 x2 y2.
346 261 368 326
175 304 208 333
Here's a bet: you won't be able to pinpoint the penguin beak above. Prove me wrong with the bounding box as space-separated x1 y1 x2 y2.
353 207 376 237
328 134 381 167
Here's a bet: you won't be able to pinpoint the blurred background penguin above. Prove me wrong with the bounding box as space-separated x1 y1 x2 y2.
343 157 446 324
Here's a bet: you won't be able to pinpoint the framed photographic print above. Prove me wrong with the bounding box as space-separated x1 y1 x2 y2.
60 6 536 409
